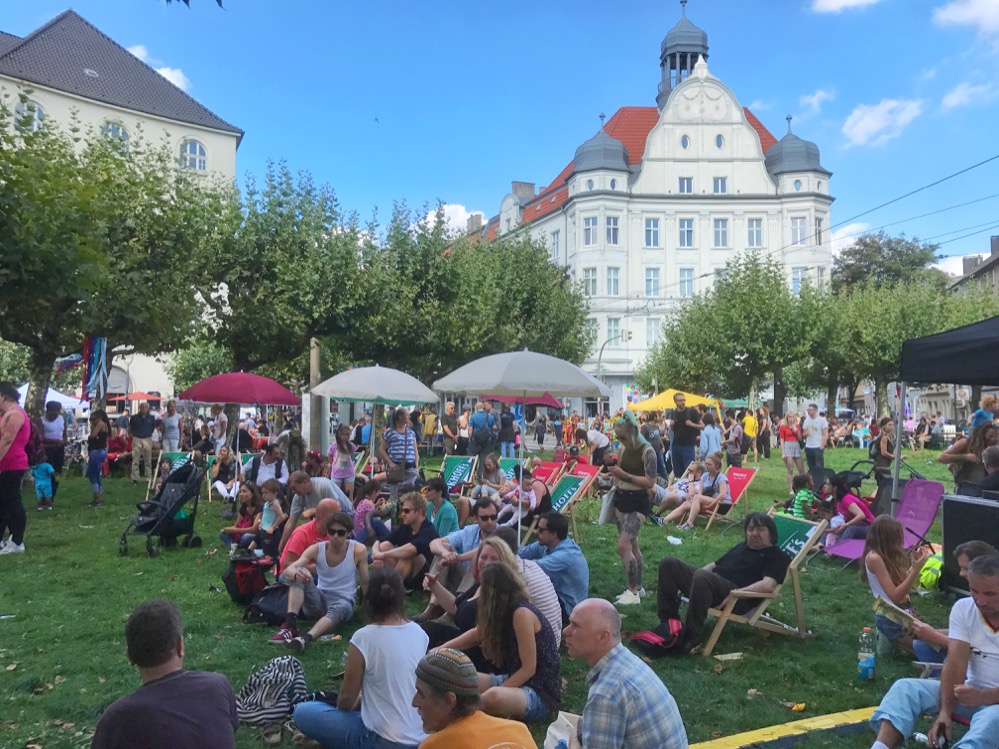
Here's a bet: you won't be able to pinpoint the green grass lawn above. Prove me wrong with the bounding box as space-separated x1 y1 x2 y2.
0 447 961 748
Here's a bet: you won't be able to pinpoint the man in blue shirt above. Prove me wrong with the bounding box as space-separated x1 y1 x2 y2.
564 598 687 749
519 511 589 624
467 402 495 479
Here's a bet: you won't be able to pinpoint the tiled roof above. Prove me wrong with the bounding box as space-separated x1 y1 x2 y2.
506 105 777 229
0 11 243 140
0 32 20 56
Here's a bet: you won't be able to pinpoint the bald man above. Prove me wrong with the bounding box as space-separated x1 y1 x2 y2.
564 599 688 749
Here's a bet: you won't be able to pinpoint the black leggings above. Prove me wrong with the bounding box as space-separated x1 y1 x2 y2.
0 470 27 545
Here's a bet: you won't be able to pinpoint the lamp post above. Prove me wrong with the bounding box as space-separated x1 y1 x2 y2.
596 330 632 416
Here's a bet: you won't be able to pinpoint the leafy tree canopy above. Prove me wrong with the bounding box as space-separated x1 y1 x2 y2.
831 231 945 292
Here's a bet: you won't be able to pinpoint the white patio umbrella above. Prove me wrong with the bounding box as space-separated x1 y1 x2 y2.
312 365 438 470
433 350 610 543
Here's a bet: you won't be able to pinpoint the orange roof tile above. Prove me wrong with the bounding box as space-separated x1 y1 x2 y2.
485 105 777 233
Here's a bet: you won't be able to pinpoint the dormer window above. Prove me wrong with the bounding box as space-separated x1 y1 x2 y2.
180 139 207 171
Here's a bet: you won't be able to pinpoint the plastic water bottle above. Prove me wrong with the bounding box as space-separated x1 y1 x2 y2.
858 627 875 680
554 741 569 749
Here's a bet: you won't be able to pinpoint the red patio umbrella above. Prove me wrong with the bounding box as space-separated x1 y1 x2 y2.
179 372 300 406
108 391 159 402
483 392 563 409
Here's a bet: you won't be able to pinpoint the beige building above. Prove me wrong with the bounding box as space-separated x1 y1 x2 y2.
1 10 243 398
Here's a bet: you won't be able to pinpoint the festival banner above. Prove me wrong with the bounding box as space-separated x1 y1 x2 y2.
549 474 586 513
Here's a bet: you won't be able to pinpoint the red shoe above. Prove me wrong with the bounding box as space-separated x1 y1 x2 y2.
268 626 298 645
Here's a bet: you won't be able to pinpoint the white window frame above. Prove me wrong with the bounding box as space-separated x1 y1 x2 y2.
607 317 621 346
14 99 45 132
679 218 694 249
713 218 729 248
100 121 130 141
583 216 598 247
747 218 763 248
792 267 808 295
815 217 823 246
645 267 661 298
644 218 660 248
180 139 207 171
678 177 693 194
713 177 728 195
647 317 662 346
791 216 807 246
679 268 695 298
551 230 560 261
607 267 620 296
606 216 620 246
583 268 597 296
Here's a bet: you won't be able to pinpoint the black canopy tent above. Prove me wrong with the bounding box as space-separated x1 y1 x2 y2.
889 315 999 512
900 315 999 386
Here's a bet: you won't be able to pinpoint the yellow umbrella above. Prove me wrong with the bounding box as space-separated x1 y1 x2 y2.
627 388 724 417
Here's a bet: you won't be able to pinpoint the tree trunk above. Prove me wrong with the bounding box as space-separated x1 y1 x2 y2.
874 377 890 418
772 369 787 417
971 385 983 413
25 344 59 418
826 379 838 416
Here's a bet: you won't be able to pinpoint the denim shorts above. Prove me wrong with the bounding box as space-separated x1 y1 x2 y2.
488 673 548 721
875 612 906 642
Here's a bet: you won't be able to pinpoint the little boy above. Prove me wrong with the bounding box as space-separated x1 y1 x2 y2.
32 459 56 511
789 473 815 518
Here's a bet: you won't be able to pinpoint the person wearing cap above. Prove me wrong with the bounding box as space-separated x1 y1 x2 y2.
412 648 535 748
564 598 687 749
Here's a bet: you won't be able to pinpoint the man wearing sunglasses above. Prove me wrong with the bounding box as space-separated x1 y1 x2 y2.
371 492 439 587
869 553 999 749
271 511 368 652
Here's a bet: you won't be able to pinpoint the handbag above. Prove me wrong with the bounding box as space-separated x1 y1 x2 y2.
386 429 409 483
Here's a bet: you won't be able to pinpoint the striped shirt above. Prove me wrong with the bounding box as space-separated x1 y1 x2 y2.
520 558 563 647
383 427 419 464
581 643 688 749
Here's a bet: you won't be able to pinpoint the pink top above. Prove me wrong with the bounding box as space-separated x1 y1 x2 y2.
838 494 875 524
353 498 375 537
328 441 357 481
0 406 30 472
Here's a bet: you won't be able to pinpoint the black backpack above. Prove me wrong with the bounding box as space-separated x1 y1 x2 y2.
472 415 491 446
631 619 684 658
243 583 291 626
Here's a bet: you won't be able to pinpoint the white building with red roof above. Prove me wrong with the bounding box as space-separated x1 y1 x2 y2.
479 2 833 413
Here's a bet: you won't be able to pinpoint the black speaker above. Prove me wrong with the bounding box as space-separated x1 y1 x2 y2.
941 494 999 593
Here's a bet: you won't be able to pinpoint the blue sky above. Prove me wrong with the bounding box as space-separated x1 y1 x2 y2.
5 0 999 272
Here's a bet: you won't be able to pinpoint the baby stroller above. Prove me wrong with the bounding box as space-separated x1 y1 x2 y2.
119 460 206 558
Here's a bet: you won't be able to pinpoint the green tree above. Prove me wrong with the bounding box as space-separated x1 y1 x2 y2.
165 336 233 393
832 231 945 292
0 93 230 415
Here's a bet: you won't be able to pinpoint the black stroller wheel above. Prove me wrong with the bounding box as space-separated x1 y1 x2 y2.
189 535 202 548
119 535 128 556
146 539 158 558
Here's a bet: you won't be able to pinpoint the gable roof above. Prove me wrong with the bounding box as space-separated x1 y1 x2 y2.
506 105 777 229
0 10 243 142
0 31 20 56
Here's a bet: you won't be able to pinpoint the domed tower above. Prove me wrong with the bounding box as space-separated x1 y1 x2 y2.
572 128 630 176
765 115 832 193
657 0 709 111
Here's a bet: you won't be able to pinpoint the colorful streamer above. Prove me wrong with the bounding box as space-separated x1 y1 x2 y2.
81 336 108 402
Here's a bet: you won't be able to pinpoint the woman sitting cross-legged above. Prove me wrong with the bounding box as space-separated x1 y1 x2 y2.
441 562 561 723
662 451 729 530
211 445 241 501
293 567 429 749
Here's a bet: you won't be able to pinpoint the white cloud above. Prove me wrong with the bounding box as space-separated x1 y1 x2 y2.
841 98 924 146
800 88 835 115
933 0 999 37
128 44 191 92
812 0 882 12
155 67 192 92
424 204 486 234
941 80 997 109
831 222 870 255
748 99 770 112
921 67 938 80
935 253 981 277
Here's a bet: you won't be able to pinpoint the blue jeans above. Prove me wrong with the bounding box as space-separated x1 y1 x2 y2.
671 445 696 479
87 449 107 492
912 639 946 664
218 531 255 548
871 678 999 748
656 451 668 480
500 441 515 458
293 702 419 749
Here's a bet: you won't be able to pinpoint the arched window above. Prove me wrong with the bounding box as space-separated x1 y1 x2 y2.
180 139 207 171
101 121 130 141
14 99 45 132
680 135 690 150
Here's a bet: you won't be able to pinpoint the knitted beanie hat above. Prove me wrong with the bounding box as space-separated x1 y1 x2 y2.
415 648 479 698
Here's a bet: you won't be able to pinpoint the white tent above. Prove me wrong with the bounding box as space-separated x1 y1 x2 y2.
17 384 89 414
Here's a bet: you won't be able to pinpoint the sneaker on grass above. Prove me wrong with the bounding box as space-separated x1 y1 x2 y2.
0 542 25 555
614 589 641 606
268 626 298 644
288 636 309 653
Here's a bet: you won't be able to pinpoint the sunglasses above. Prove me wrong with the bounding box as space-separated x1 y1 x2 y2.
477 514 498 522
329 529 349 537
400 508 413 515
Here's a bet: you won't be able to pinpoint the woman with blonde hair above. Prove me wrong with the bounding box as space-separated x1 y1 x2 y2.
778 412 805 495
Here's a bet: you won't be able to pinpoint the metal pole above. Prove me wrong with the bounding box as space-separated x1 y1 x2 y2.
309 338 321 451
890 381 906 518
596 333 622 417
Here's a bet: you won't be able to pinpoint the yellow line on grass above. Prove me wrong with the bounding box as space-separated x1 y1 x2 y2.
690 707 876 748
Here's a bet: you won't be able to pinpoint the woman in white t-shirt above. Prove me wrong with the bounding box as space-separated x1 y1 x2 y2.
293 568 428 749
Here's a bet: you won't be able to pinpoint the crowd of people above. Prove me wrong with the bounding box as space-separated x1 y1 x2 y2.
7 378 999 748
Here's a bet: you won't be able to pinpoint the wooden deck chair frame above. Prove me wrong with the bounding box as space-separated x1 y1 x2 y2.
703 465 758 532
147 450 191 501
569 462 601 499
533 461 566 489
203 452 254 502
353 450 367 476
540 471 596 543
701 514 828 656
437 455 478 498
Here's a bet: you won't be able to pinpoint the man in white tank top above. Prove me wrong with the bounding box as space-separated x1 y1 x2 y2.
272 512 368 652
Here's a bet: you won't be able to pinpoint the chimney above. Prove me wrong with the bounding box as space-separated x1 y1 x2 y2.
466 214 483 233
964 256 983 276
511 181 535 200
991 235 999 256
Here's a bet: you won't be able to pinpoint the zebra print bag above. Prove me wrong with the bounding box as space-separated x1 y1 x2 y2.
236 655 308 725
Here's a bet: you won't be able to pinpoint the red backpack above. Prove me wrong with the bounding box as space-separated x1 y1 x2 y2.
631 619 684 658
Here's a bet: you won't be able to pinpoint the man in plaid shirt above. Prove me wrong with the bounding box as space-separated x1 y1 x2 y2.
564 598 688 748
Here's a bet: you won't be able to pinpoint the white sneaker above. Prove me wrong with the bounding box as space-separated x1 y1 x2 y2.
0 542 25 555
638 587 648 598
614 589 641 606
